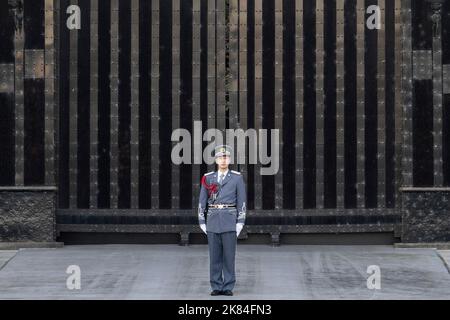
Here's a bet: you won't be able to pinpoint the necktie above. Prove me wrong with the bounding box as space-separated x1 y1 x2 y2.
219 173 225 185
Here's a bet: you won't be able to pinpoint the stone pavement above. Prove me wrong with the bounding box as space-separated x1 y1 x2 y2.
0 245 449 300
0 250 17 271
438 250 450 273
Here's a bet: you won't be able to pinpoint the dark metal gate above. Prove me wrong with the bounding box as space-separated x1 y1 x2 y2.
54 0 403 244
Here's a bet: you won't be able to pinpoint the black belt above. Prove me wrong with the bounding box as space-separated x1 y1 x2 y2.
208 204 236 209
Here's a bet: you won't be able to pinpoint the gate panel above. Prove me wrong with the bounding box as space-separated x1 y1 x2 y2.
55 0 406 234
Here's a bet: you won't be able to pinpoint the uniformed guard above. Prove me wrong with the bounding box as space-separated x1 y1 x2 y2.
198 145 247 296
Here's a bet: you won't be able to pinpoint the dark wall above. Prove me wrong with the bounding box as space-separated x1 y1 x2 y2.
0 190 56 242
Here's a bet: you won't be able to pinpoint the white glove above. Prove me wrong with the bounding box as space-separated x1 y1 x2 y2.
200 224 207 234
236 223 244 237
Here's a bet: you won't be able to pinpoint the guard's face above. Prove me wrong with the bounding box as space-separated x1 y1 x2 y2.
215 155 230 170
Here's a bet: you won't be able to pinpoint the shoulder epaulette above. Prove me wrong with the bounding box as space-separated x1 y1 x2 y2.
204 171 215 176
231 170 241 175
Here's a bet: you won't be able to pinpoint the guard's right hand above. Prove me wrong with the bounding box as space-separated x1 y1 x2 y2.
200 224 207 234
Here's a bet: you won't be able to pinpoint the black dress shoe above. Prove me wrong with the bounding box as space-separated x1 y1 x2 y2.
210 290 221 296
222 290 233 296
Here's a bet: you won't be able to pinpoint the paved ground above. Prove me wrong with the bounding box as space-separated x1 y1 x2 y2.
438 250 450 272
0 250 17 271
0 245 449 300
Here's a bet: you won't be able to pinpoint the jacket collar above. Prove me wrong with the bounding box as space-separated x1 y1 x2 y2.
217 169 229 179
217 170 232 186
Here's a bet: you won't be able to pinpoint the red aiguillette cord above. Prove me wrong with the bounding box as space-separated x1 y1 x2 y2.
201 175 218 197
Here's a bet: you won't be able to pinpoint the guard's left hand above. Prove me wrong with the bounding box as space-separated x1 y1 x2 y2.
236 223 244 237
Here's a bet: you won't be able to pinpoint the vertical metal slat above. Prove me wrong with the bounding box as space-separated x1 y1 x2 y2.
192 0 201 208
274 0 283 209
229 0 239 131
45 0 56 186
90 0 99 208
15 1 25 186
207 0 216 172
239 0 248 183
433 2 444 186
394 0 403 207
378 0 386 206
216 0 226 133
356 0 365 208
316 0 324 209
130 0 140 208
110 0 119 208
172 0 180 209
336 0 345 209
69 0 79 208
401 0 413 187
151 0 160 208
254 0 263 210
295 0 304 209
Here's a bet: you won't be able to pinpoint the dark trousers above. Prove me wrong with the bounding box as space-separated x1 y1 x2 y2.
207 231 237 291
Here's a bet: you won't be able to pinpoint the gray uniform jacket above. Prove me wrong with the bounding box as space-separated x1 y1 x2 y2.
198 170 247 233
